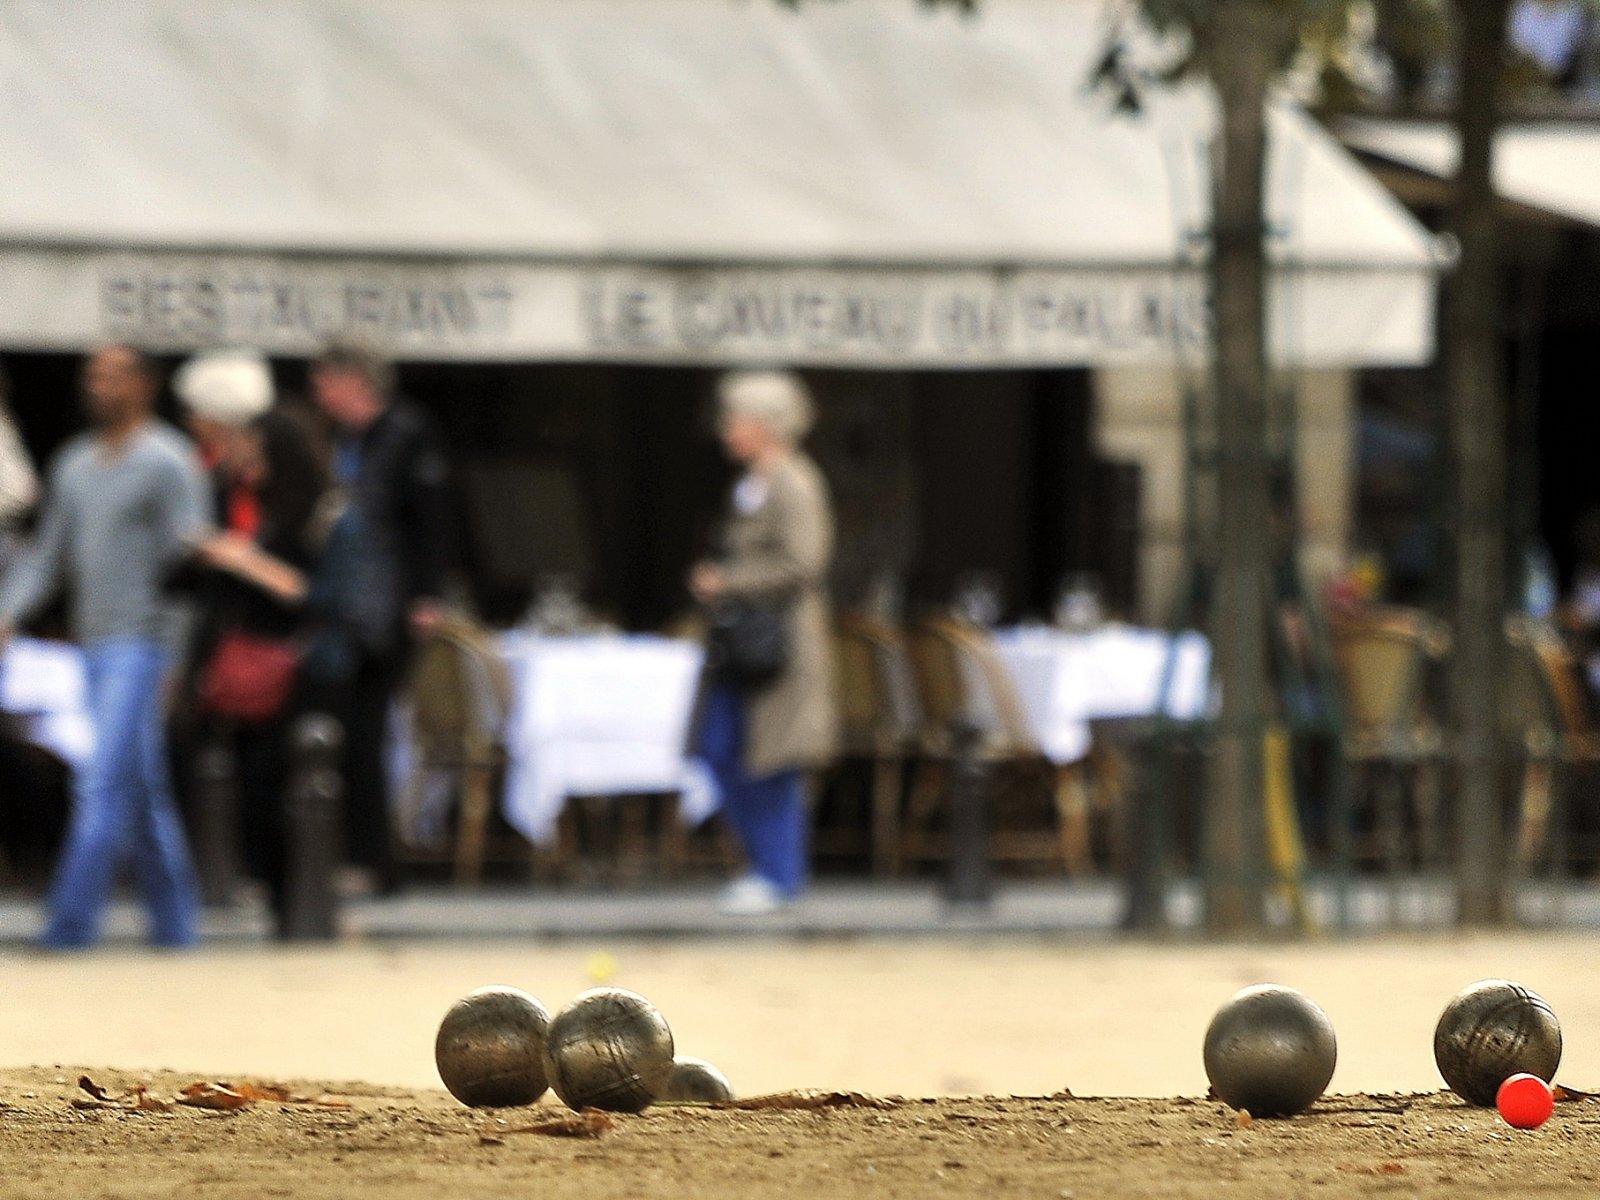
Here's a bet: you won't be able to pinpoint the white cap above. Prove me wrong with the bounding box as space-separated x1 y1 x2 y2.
173 349 273 427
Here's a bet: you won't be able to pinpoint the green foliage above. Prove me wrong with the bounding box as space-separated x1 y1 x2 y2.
1114 0 1462 114
770 0 1492 116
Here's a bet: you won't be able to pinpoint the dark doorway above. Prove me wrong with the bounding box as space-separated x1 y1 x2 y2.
3 352 1103 630
904 369 1097 620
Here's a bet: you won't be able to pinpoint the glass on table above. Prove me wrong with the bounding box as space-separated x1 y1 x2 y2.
1053 572 1104 633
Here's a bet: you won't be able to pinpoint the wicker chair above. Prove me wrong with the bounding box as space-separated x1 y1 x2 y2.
900 615 1093 873
1504 617 1600 872
1327 606 1450 870
815 613 922 875
399 615 514 886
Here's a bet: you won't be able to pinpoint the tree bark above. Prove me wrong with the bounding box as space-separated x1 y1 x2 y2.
1448 0 1512 925
1201 1 1287 934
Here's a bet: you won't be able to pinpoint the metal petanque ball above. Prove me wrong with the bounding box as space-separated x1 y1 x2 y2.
658 1056 736 1104
1433 978 1562 1106
543 987 675 1113
435 985 552 1108
1203 984 1337 1117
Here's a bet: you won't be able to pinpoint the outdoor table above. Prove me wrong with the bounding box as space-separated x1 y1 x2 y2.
497 632 714 846
0 637 94 770
992 624 1212 762
992 624 1212 929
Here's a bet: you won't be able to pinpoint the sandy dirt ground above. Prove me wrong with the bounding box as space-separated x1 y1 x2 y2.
3 932 1600 1196
3 1068 1599 1200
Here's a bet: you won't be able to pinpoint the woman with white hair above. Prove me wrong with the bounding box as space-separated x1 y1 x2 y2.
689 369 838 916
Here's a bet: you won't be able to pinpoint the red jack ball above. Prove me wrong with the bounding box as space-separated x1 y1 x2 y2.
1496 1073 1554 1130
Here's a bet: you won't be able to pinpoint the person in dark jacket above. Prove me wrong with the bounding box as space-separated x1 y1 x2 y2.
308 340 451 893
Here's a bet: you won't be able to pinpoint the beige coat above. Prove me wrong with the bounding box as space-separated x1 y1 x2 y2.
712 453 838 777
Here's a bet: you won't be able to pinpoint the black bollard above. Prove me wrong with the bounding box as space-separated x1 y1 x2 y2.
190 737 241 908
942 720 993 912
1119 741 1165 930
283 713 344 941
1118 718 1182 932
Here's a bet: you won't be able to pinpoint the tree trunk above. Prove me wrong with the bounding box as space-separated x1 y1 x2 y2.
1448 0 1511 925
1202 1 1285 934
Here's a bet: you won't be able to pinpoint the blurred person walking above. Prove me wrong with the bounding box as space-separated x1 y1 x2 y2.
171 348 336 931
690 370 837 916
308 340 451 894
0 344 211 949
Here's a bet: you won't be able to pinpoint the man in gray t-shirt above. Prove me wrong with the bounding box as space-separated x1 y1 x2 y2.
0 344 212 950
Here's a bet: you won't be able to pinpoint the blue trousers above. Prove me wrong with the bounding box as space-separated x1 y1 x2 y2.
41 638 201 949
697 684 808 896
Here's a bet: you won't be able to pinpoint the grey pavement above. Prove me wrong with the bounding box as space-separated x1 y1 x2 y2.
2 874 1599 945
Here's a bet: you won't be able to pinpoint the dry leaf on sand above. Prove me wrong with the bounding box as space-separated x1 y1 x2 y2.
74 1077 175 1113
500 1110 616 1138
173 1081 352 1112
177 1083 253 1112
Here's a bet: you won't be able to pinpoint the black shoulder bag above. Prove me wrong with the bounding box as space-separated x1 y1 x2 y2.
706 600 789 688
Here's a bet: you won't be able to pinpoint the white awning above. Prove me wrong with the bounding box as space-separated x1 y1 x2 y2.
0 0 1440 366
1339 117 1600 229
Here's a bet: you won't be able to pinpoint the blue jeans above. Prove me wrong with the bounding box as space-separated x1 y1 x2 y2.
41 639 201 949
696 684 808 897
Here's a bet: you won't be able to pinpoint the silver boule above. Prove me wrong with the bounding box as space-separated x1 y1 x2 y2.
435 985 552 1108
543 987 675 1113
1433 978 1562 1106
658 1056 735 1103
1202 984 1337 1117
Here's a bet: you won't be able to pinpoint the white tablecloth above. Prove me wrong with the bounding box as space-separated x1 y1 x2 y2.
994 625 1212 764
0 637 94 768
499 632 713 845
0 632 717 844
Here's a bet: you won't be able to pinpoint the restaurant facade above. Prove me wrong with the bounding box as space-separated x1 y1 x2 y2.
0 0 1441 628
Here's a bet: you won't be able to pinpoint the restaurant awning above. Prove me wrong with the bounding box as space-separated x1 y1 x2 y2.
1340 116 1600 230
0 0 1440 367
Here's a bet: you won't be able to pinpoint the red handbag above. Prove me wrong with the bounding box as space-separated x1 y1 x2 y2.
197 631 300 723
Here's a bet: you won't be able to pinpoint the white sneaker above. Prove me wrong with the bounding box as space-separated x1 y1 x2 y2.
717 874 787 916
